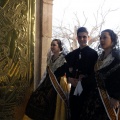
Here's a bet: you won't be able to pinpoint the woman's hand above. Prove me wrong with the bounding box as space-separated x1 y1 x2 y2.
68 77 78 87
110 98 120 109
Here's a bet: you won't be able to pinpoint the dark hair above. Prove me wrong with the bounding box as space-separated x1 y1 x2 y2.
52 39 62 51
101 29 118 47
77 27 88 36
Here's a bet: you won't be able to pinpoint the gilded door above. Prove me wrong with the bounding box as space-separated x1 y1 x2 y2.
0 0 35 119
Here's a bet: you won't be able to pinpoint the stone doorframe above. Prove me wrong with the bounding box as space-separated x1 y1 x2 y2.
34 0 53 89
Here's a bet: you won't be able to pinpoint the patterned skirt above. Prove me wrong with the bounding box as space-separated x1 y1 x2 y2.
79 89 109 120
25 75 57 120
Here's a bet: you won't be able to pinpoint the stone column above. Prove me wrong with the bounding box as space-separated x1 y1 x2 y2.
34 0 53 89
41 0 53 75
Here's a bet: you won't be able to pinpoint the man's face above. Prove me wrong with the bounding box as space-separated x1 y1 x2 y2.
77 32 88 47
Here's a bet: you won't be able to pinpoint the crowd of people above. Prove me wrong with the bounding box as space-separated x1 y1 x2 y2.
23 27 120 120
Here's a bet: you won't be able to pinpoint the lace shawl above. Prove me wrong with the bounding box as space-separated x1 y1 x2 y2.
47 53 66 73
95 53 114 71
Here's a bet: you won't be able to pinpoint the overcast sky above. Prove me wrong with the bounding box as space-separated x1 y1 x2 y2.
52 0 120 32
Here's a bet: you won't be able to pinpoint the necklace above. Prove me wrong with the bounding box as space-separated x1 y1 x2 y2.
51 54 60 63
101 50 112 61
95 51 113 71
79 52 81 59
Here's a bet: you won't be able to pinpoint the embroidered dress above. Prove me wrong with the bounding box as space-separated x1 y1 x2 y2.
25 54 68 120
74 50 120 120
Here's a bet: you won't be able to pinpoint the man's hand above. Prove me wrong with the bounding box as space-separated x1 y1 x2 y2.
79 74 86 81
68 77 78 87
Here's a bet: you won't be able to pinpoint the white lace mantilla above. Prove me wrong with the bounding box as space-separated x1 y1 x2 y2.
38 54 66 86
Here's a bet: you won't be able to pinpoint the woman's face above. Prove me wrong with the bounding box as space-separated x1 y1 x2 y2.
100 32 113 50
51 41 60 54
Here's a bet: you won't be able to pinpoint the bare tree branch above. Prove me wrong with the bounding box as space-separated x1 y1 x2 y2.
52 0 120 51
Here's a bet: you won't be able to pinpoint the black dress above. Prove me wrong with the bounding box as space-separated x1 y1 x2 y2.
65 46 98 120
25 54 68 120
77 49 120 120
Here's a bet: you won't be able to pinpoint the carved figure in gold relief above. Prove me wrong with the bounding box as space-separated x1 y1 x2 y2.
0 0 34 119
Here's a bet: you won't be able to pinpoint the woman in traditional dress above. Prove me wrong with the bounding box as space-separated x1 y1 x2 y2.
75 29 120 120
23 39 70 120
94 29 120 120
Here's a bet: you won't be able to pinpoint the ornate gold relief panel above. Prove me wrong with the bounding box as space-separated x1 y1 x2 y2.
0 0 35 119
